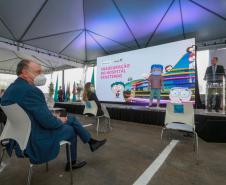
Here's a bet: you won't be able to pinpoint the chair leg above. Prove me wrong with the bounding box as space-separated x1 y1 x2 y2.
0 147 6 165
195 132 199 161
160 128 165 143
193 132 196 152
108 118 112 131
195 133 198 154
193 132 198 151
27 164 33 185
192 131 199 163
96 118 100 136
66 143 73 185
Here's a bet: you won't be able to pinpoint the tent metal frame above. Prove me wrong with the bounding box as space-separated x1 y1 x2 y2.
0 0 226 64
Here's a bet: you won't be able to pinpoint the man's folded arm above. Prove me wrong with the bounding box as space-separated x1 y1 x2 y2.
22 89 63 129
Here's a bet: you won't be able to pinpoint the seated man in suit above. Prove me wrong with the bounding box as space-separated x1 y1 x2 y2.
204 57 225 112
1 59 106 171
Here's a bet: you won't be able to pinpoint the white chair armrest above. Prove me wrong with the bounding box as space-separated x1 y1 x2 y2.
60 140 71 146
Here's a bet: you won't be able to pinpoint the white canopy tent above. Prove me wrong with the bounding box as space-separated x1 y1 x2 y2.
0 38 83 74
0 0 226 75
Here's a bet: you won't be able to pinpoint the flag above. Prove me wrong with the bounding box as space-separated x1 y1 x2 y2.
65 83 68 101
68 82 71 101
72 81 76 102
53 76 58 102
66 82 70 101
91 67 95 86
62 81 66 102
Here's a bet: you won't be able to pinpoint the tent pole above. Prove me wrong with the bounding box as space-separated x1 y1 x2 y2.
62 69 65 88
82 64 88 86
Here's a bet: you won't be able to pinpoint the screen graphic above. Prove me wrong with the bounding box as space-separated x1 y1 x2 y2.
96 38 196 105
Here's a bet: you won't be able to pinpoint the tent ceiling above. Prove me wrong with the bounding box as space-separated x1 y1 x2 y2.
0 41 83 74
0 0 226 65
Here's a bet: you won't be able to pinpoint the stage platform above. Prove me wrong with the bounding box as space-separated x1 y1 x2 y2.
54 102 226 142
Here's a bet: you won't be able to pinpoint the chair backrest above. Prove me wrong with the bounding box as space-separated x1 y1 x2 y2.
101 104 110 118
0 104 31 151
164 102 194 126
83 101 98 116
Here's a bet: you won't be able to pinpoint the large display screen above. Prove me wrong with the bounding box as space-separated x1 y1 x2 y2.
96 38 196 104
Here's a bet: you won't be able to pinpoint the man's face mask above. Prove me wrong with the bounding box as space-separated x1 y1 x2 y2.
28 69 47 86
33 74 47 86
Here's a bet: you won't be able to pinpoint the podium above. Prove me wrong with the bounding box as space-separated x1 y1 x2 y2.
205 73 225 113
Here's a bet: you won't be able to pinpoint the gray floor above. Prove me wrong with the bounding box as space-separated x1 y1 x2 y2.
1 115 226 185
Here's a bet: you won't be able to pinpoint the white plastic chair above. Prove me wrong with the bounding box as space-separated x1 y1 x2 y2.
83 101 98 116
0 104 73 185
161 102 198 155
83 101 111 136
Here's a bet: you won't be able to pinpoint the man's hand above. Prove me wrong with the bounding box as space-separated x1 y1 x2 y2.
53 112 68 123
58 116 68 123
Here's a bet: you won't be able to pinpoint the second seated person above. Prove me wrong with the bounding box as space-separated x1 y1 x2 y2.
83 82 104 116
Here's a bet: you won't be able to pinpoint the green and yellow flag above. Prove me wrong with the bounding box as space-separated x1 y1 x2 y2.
53 76 58 102
91 67 95 86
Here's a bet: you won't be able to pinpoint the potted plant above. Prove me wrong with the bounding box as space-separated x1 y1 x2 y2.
48 82 54 98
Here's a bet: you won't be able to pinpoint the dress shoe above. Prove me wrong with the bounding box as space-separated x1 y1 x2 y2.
65 160 87 171
89 138 107 152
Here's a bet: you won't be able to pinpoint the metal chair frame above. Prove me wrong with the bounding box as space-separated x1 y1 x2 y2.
0 104 73 185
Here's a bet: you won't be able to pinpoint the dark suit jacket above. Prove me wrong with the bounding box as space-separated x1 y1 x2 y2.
205 65 225 82
1 77 64 164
